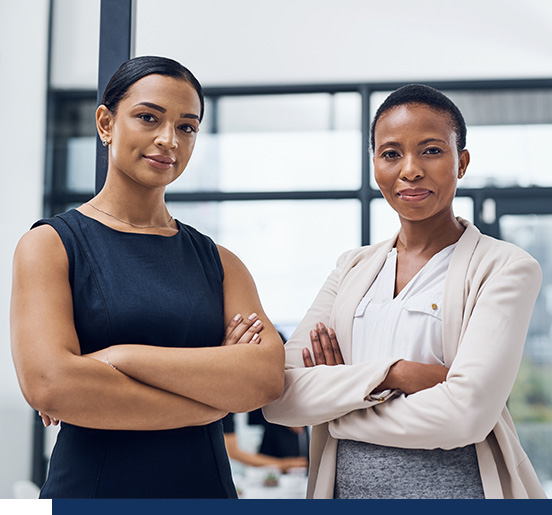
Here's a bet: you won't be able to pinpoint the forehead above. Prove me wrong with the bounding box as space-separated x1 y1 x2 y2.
122 74 201 114
375 103 456 142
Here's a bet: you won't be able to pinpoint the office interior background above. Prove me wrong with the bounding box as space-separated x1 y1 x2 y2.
2 0 552 499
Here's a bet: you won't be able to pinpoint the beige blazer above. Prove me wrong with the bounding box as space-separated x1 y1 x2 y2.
264 219 547 499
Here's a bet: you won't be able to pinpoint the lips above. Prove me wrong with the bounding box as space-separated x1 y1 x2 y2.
397 188 432 201
144 154 176 170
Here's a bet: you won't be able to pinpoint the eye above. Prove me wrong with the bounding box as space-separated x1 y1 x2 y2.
179 123 198 134
381 150 400 159
424 147 442 155
138 113 157 123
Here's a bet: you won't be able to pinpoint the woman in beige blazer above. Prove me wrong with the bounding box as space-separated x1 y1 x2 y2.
263 84 546 499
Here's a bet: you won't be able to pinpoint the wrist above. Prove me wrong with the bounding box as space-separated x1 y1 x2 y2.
377 359 404 392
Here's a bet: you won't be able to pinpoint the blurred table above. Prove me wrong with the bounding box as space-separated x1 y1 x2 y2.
233 467 308 499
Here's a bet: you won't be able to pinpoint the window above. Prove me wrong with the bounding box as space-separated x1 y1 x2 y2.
45 80 552 492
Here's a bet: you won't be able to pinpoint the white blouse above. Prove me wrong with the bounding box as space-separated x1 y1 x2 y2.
351 243 456 366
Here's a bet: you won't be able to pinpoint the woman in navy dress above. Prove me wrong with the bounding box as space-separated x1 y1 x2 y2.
11 56 284 498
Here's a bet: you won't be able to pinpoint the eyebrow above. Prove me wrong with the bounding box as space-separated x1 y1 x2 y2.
134 102 200 120
418 138 448 145
376 141 400 152
376 137 448 151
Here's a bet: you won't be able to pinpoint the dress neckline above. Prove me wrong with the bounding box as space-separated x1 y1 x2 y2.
72 209 182 239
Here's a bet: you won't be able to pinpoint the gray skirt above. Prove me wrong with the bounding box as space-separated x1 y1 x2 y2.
334 439 485 499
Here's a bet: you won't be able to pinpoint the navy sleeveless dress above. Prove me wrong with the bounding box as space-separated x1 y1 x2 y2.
34 209 237 499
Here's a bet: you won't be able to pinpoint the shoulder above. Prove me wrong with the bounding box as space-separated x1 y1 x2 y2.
459 223 542 287
13 224 68 276
335 238 393 271
177 221 221 256
475 232 540 273
16 224 65 258
216 245 248 273
457 218 540 269
477 232 536 261
176 221 224 276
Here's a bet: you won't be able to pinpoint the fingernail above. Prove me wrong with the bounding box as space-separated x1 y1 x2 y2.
252 333 260 341
233 314 242 321
248 313 258 320
253 320 262 327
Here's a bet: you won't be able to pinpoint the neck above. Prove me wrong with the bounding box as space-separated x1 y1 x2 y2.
396 212 464 255
92 174 171 227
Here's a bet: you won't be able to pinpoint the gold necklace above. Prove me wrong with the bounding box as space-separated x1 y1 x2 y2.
87 202 174 229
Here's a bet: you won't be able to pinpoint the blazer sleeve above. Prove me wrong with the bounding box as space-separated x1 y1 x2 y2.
328 256 542 449
263 249 400 427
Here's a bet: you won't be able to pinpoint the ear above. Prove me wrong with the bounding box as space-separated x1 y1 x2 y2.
457 149 470 179
96 105 113 145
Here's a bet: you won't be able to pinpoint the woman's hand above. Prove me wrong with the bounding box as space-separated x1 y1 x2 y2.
374 360 449 395
222 312 263 346
302 322 344 367
39 411 59 427
301 323 446 394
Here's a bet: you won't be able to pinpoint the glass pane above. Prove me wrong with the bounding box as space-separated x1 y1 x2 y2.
219 94 332 132
167 200 361 330
462 124 552 188
500 214 552 493
66 137 96 192
370 196 474 244
369 89 552 189
167 93 362 193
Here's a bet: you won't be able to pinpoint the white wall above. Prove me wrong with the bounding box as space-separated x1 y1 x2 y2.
134 0 552 85
0 0 49 499
50 1 552 90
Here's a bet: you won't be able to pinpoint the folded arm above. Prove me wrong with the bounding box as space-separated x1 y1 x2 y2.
11 226 229 430
329 257 542 449
263 249 402 427
92 245 284 413
11 227 284 430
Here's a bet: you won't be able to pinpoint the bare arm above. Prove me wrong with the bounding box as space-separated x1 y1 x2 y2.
11 226 225 430
88 245 285 413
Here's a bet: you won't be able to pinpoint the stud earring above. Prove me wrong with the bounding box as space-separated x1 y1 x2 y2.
102 139 108 147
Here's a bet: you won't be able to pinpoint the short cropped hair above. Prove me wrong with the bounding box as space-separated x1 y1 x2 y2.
370 84 467 153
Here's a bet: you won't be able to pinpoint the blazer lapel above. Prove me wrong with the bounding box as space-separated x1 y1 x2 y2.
333 237 397 364
442 218 481 365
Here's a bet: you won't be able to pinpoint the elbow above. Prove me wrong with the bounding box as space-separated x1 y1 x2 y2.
264 369 285 404
437 405 497 448
18 372 58 415
455 413 496 446
257 345 285 404
233 366 284 413
16 360 73 416
251 368 284 409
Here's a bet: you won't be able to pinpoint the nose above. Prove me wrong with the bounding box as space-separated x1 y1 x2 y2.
400 154 423 181
155 123 178 150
